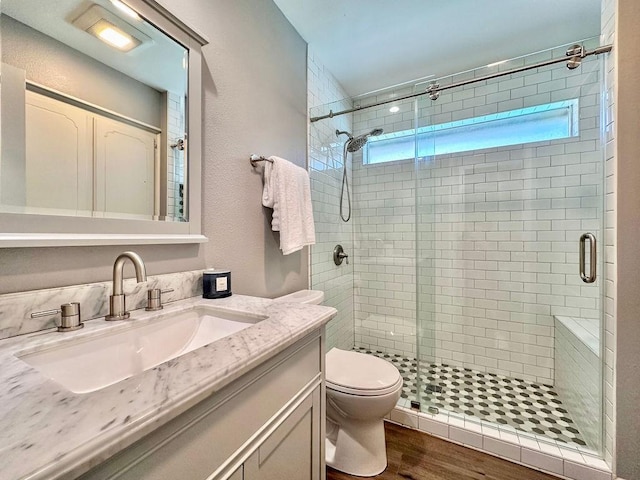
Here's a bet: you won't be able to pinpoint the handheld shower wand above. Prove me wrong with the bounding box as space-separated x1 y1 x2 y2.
336 128 383 222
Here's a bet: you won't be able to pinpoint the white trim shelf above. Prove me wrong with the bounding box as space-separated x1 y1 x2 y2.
0 234 208 248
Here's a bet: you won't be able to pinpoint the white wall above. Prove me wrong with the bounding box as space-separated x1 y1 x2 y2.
308 48 355 351
351 43 603 385
0 0 309 300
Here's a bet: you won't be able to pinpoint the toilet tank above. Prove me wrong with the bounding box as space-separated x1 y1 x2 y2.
273 290 324 305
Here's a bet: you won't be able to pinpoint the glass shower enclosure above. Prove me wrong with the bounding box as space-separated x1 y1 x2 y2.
309 39 605 455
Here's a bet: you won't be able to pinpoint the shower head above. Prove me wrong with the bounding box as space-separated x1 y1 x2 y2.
346 136 369 152
345 128 384 152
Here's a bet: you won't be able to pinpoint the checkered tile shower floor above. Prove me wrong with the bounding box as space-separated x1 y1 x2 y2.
355 347 587 447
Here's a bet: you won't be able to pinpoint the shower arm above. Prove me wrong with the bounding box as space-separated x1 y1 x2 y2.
336 130 353 140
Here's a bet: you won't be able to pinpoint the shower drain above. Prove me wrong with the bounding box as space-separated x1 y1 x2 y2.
425 384 444 394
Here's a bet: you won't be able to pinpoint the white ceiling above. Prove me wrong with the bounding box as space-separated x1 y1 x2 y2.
273 0 602 98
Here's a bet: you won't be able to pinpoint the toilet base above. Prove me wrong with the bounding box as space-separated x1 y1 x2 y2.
325 416 387 477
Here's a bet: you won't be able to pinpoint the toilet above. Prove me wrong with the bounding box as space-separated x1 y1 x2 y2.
274 290 403 477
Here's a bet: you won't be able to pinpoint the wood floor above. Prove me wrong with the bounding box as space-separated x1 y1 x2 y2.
326 422 560 480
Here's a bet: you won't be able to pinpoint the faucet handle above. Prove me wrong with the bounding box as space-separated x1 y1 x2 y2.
145 288 173 311
59 303 83 331
31 302 84 332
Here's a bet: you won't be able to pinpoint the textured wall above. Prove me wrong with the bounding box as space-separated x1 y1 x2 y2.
615 0 640 477
308 48 354 352
0 0 309 300
351 43 603 385
190 0 309 298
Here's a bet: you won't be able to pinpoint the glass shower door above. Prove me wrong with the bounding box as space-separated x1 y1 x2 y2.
350 88 424 409
414 43 604 452
413 87 437 413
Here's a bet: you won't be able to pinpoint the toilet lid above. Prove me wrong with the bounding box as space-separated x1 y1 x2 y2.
325 348 402 396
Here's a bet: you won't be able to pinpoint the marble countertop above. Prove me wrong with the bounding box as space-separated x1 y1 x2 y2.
0 295 336 480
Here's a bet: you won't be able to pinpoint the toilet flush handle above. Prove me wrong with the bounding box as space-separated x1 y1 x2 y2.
333 244 349 266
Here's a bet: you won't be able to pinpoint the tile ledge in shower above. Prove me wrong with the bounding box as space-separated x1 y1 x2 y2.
554 315 600 356
387 405 612 480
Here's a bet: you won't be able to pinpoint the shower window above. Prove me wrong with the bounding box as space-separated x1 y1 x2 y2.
363 99 579 165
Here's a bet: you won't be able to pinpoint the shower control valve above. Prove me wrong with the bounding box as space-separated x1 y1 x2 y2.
333 244 349 266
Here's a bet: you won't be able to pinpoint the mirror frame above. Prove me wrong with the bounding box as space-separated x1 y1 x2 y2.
0 0 208 247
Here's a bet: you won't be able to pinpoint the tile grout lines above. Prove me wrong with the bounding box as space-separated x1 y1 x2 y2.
355 347 588 447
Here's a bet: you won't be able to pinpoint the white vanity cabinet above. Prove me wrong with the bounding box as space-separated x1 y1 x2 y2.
79 330 325 480
242 385 320 480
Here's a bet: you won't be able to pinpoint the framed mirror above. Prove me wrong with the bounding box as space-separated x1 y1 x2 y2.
0 0 208 246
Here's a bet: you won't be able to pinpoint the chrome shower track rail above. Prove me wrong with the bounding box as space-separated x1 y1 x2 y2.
309 44 613 123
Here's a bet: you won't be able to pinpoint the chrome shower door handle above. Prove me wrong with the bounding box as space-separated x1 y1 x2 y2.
579 233 597 283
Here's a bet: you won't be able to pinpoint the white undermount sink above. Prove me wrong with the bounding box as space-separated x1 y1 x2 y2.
18 304 266 394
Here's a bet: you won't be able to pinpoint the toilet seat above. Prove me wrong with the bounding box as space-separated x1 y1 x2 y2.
327 376 403 396
326 348 402 396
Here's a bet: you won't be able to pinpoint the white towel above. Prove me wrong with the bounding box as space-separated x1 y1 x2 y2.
261 156 316 255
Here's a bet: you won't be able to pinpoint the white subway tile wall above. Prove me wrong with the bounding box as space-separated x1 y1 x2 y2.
167 91 185 219
308 48 355 351
351 42 603 386
600 0 616 469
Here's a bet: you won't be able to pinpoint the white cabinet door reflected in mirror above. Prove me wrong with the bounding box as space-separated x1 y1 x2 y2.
95 116 158 217
25 91 158 218
25 91 93 213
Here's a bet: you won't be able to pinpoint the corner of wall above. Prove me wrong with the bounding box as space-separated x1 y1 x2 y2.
307 47 355 351
613 0 640 478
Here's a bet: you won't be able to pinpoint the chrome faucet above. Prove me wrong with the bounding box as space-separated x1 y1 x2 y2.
106 251 147 321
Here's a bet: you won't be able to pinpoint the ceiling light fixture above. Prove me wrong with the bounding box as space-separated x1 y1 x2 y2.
389 106 400 113
88 19 141 51
72 4 150 53
97 24 134 49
